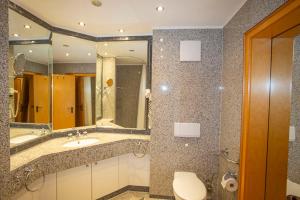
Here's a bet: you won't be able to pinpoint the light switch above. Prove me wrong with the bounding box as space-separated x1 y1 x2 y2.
289 126 296 142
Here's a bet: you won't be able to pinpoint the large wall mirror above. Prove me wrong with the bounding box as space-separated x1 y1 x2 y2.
96 41 150 130
52 33 96 130
9 9 52 147
8 6 152 149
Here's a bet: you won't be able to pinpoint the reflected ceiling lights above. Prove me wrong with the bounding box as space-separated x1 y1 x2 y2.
91 0 102 7
13 33 19 37
119 29 124 33
66 53 70 57
28 50 33 53
78 22 86 27
24 24 31 29
156 6 165 12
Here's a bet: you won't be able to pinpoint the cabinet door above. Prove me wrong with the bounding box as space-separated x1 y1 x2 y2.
92 157 118 200
129 154 150 186
118 154 129 189
57 165 91 200
12 173 56 200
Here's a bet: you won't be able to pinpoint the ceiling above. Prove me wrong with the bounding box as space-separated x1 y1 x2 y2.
10 0 246 37
98 41 148 64
9 9 50 40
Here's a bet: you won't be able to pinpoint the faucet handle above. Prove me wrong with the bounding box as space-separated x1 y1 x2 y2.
67 133 73 139
82 131 88 136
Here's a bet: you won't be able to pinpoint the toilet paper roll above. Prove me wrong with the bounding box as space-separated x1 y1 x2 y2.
221 173 238 192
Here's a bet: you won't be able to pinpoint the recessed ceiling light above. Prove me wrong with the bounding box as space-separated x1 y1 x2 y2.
13 33 19 37
66 53 70 57
159 38 164 42
24 24 31 29
119 29 124 33
156 6 165 12
104 52 108 56
28 50 33 53
78 22 86 27
91 0 102 7
88 53 92 56
104 43 108 46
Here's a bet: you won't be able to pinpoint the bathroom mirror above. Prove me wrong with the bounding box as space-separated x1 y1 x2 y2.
96 40 150 130
52 33 96 130
9 9 52 147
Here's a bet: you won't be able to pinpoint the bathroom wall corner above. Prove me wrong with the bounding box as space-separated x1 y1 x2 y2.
0 0 11 198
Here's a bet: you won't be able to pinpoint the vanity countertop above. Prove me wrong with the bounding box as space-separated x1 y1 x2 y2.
11 132 150 171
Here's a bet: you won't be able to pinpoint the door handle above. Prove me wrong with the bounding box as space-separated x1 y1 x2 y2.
68 107 74 113
36 106 42 112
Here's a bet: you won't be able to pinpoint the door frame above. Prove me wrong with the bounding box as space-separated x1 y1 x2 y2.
239 0 300 199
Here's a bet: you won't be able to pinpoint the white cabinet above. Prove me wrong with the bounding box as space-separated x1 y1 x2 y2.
128 154 150 186
12 173 56 200
92 157 119 200
57 165 92 200
12 154 150 200
118 154 129 189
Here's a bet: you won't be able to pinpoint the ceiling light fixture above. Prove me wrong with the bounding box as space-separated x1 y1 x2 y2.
78 22 86 27
119 29 124 33
91 0 102 7
28 50 33 53
159 38 164 42
66 53 70 57
24 24 31 29
88 53 92 56
13 33 19 37
156 6 165 12
104 43 108 46
104 52 108 56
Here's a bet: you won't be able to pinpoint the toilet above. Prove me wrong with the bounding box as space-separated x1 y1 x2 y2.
173 172 207 200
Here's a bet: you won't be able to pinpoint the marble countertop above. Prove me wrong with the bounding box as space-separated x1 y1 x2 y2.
11 132 150 171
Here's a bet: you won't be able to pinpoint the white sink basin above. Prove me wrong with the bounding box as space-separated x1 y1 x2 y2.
10 134 39 144
63 138 99 148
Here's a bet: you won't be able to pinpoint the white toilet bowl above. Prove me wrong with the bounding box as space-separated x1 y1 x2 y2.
173 172 207 200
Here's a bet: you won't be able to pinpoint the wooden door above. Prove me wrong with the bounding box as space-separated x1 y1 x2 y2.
239 1 300 199
53 75 75 130
32 75 50 123
75 77 85 126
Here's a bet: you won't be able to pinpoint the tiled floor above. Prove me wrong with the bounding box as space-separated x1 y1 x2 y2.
110 191 167 200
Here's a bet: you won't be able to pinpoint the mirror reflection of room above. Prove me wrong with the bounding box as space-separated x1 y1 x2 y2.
96 41 148 130
52 33 96 130
9 9 52 146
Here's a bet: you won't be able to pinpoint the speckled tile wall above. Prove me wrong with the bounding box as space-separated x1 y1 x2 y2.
289 36 300 184
150 29 223 199
0 0 10 199
219 0 287 199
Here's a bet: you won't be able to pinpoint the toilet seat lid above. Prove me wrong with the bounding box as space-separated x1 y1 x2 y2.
173 172 207 200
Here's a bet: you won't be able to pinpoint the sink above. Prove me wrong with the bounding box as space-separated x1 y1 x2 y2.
10 134 40 144
63 138 99 148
